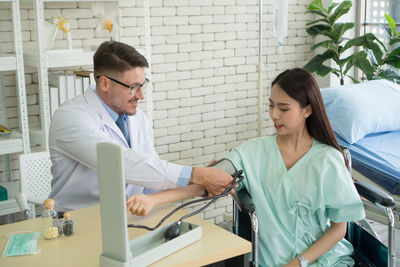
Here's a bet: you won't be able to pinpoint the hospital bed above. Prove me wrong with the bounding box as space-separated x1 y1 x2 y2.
320 79 400 230
336 131 400 229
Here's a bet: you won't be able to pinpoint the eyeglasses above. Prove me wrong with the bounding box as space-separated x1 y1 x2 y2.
97 75 150 95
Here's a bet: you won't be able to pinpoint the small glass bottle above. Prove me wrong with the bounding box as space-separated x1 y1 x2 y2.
41 198 58 239
63 212 74 236
54 216 65 236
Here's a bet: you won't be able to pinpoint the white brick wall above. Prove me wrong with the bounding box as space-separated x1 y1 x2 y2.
0 0 315 224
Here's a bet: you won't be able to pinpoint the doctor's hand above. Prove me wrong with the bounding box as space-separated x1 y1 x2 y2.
126 194 155 216
190 167 234 197
206 158 217 166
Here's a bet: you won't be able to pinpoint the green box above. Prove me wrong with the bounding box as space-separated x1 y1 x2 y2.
0 185 8 201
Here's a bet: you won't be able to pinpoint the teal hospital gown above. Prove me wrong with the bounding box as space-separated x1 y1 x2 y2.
227 136 365 267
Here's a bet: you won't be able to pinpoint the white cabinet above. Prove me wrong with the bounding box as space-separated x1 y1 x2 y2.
0 0 30 216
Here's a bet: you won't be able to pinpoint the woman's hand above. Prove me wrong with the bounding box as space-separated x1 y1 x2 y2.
282 258 300 267
126 194 155 216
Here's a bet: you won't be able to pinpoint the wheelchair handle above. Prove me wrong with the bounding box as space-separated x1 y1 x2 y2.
233 188 255 214
355 180 395 207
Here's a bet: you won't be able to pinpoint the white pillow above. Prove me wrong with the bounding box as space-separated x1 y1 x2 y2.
321 80 400 144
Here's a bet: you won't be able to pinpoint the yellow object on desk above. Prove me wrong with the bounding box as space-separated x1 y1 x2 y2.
42 226 58 239
41 198 58 239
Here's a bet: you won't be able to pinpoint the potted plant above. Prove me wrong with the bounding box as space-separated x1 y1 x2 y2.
348 14 400 82
303 0 400 84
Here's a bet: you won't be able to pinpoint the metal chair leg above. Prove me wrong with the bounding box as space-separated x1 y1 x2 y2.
386 207 396 267
250 212 258 267
233 199 238 235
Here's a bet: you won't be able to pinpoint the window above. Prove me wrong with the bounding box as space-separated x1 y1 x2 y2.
359 0 399 43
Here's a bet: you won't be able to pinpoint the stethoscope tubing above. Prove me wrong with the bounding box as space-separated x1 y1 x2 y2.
127 170 244 230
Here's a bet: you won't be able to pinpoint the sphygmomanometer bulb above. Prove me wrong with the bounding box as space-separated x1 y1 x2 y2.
165 221 181 241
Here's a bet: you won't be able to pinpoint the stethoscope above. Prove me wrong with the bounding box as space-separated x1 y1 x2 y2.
127 170 244 241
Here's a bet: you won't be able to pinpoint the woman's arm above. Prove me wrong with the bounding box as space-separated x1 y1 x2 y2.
126 185 205 216
283 221 347 267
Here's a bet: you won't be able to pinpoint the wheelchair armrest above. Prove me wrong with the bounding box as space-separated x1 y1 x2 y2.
233 187 255 214
355 180 395 208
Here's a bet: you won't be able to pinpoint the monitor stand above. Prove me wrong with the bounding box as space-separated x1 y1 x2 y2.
97 142 201 267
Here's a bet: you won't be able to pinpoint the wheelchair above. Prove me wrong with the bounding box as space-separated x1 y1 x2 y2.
231 149 396 267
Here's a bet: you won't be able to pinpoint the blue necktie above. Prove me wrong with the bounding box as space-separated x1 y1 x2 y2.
116 114 130 147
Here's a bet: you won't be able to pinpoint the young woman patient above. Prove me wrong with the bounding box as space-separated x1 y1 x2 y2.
126 68 365 267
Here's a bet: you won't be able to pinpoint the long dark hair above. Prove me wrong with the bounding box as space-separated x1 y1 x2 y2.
271 68 348 167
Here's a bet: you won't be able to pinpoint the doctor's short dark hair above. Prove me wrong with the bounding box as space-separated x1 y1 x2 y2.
93 41 148 78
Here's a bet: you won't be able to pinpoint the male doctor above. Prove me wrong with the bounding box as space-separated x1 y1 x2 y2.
48 41 233 211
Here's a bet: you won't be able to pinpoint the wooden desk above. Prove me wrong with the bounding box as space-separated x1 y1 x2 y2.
0 204 251 266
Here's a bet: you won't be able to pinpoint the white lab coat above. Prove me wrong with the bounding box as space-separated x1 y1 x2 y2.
48 86 184 211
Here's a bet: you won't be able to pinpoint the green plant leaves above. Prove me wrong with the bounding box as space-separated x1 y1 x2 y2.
331 69 340 77
372 34 387 52
343 33 374 51
306 0 328 18
304 50 335 74
340 55 354 75
307 23 354 44
352 51 374 80
343 60 353 76
346 75 359 83
389 37 400 46
379 68 400 82
342 33 385 66
307 0 326 12
386 47 400 68
365 49 378 67
327 2 339 13
304 0 399 84
385 14 397 36
328 1 352 25
316 64 333 76
327 22 354 43
311 40 335 50
306 18 329 26
307 24 331 37
306 10 329 18
380 24 393 38
365 39 384 65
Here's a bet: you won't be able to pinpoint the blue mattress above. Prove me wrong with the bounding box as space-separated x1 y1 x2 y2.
336 131 400 196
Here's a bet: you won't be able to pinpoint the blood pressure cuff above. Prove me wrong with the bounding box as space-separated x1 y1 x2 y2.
210 158 237 177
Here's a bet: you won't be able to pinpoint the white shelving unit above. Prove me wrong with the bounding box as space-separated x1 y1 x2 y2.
0 0 30 216
24 49 95 69
21 0 120 149
22 0 153 149
23 48 95 146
